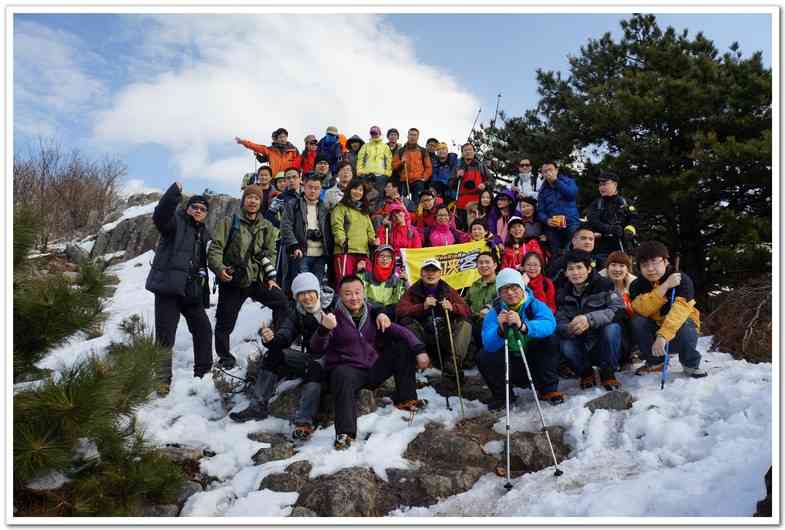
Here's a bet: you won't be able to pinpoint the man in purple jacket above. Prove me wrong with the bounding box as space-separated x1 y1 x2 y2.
311 275 431 450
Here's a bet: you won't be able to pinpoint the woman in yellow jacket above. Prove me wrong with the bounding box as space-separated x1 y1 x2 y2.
331 177 380 284
356 126 393 204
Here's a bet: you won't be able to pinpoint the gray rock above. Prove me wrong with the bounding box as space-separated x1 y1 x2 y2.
26 471 70 491
127 192 162 208
289 506 317 517
247 432 290 445
285 460 312 477
176 481 203 506
259 471 305 493
155 444 205 464
65 243 89 265
404 422 496 468
295 467 382 517
585 390 634 413
508 426 570 475
251 442 296 465
269 384 376 426
141 504 179 517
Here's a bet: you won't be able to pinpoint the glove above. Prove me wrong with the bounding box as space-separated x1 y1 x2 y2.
623 225 636 241
255 153 268 164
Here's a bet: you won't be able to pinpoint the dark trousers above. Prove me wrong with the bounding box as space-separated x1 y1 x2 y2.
255 346 325 425
154 293 213 379
631 315 702 369
214 282 289 360
560 322 623 375
405 318 471 377
328 339 417 438
544 221 579 252
477 334 560 398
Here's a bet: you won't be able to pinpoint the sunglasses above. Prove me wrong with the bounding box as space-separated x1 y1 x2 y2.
189 204 207 213
519 163 531 167
307 141 317 145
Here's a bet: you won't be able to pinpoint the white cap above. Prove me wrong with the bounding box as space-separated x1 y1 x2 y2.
421 258 443 271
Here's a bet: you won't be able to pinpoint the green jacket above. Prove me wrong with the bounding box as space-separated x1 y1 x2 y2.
361 272 406 307
464 276 497 315
331 203 376 255
356 138 393 177
207 211 279 288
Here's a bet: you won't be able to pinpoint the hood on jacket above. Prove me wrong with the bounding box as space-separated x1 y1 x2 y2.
347 134 365 150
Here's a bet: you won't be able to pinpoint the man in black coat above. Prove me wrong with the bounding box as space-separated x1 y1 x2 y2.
280 172 333 290
145 182 213 389
586 173 638 268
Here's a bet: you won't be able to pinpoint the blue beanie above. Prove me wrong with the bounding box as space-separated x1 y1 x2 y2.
495 268 526 294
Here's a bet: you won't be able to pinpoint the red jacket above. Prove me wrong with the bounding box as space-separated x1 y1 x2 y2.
301 149 317 174
376 221 422 255
527 273 557 314
455 158 488 210
396 279 471 322
501 239 543 270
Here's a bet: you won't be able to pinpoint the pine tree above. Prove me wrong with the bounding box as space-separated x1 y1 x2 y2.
480 14 771 304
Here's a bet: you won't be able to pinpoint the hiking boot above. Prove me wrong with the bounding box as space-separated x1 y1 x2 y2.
228 402 268 423
218 355 237 371
334 433 354 450
683 366 708 379
395 399 429 412
539 390 565 406
292 424 315 442
558 359 576 378
599 368 621 391
635 362 664 376
580 369 596 390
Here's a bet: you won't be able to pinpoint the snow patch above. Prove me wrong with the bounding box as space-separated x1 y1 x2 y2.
100 202 157 232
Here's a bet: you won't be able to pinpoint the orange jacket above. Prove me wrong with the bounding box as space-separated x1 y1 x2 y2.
239 139 301 176
393 144 432 183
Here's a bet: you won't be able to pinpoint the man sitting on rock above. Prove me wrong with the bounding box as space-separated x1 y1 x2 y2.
478 268 563 409
310 275 430 450
228 273 333 442
396 259 473 385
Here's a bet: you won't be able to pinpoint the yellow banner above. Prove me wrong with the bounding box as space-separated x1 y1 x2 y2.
400 240 490 290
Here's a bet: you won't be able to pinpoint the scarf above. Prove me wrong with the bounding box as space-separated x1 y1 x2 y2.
372 256 395 283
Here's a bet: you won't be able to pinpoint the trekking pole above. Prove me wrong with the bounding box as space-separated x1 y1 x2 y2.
468 107 482 142
661 256 680 390
431 307 452 411
510 329 563 477
443 305 465 418
503 331 513 491
403 162 411 201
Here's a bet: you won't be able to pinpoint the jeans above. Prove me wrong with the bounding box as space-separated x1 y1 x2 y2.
298 255 327 285
560 322 622 374
630 315 701 368
544 221 579 252
477 334 560 397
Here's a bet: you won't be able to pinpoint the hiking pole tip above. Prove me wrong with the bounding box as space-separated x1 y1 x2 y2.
554 468 563 477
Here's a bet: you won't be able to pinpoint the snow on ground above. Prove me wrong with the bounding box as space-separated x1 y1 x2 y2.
36 254 773 518
100 202 157 232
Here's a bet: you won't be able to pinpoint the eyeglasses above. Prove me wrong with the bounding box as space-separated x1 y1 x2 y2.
519 163 531 167
639 258 666 269
307 141 317 146
189 204 207 213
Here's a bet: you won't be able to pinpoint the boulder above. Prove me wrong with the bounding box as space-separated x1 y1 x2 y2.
155 444 207 464
141 504 179 517
295 467 384 517
585 390 634 413
251 441 296 465
404 422 496 469
289 506 317 517
508 427 570 475
176 481 204 506
65 243 89 265
429 372 492 403
268 384 376 426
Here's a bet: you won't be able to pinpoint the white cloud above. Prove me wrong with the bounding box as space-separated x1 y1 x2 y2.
119 178 162 197
92 14 480 186
14 20 106 136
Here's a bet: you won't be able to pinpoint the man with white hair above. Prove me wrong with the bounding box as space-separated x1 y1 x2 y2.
478 268 563 410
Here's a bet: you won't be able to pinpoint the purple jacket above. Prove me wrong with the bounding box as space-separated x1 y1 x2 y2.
485 190 522 239
310 301 425 370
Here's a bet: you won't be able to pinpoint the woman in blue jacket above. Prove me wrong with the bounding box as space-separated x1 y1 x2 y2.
478 268 564 409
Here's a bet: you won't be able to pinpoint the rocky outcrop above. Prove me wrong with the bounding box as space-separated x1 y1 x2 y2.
90 193 242 263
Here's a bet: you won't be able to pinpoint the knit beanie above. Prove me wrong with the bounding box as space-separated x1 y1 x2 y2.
496 268 527 294
187 195 209 211
242 184 263 202
292 272 321 298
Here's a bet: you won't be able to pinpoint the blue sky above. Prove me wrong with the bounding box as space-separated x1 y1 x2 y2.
13 12 772 197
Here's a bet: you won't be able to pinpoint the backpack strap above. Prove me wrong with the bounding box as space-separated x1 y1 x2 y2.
226 214 241 249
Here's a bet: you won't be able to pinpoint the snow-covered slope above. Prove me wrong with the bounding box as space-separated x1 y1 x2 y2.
35 253 773 519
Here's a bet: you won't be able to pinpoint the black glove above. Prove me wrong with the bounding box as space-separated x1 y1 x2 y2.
255 153 268 164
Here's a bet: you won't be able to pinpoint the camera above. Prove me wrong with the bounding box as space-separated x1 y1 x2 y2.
306 228 323 241
463 180 477 190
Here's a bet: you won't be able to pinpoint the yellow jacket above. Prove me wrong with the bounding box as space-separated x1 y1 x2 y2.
631 278 701 342
356 138 393 177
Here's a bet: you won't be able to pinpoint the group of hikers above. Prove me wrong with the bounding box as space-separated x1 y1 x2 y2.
145 125 707 451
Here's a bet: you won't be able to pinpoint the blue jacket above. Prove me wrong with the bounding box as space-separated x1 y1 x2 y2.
316 135 343 175
536 174 579 225
431 152 458 186
481 288 556 354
